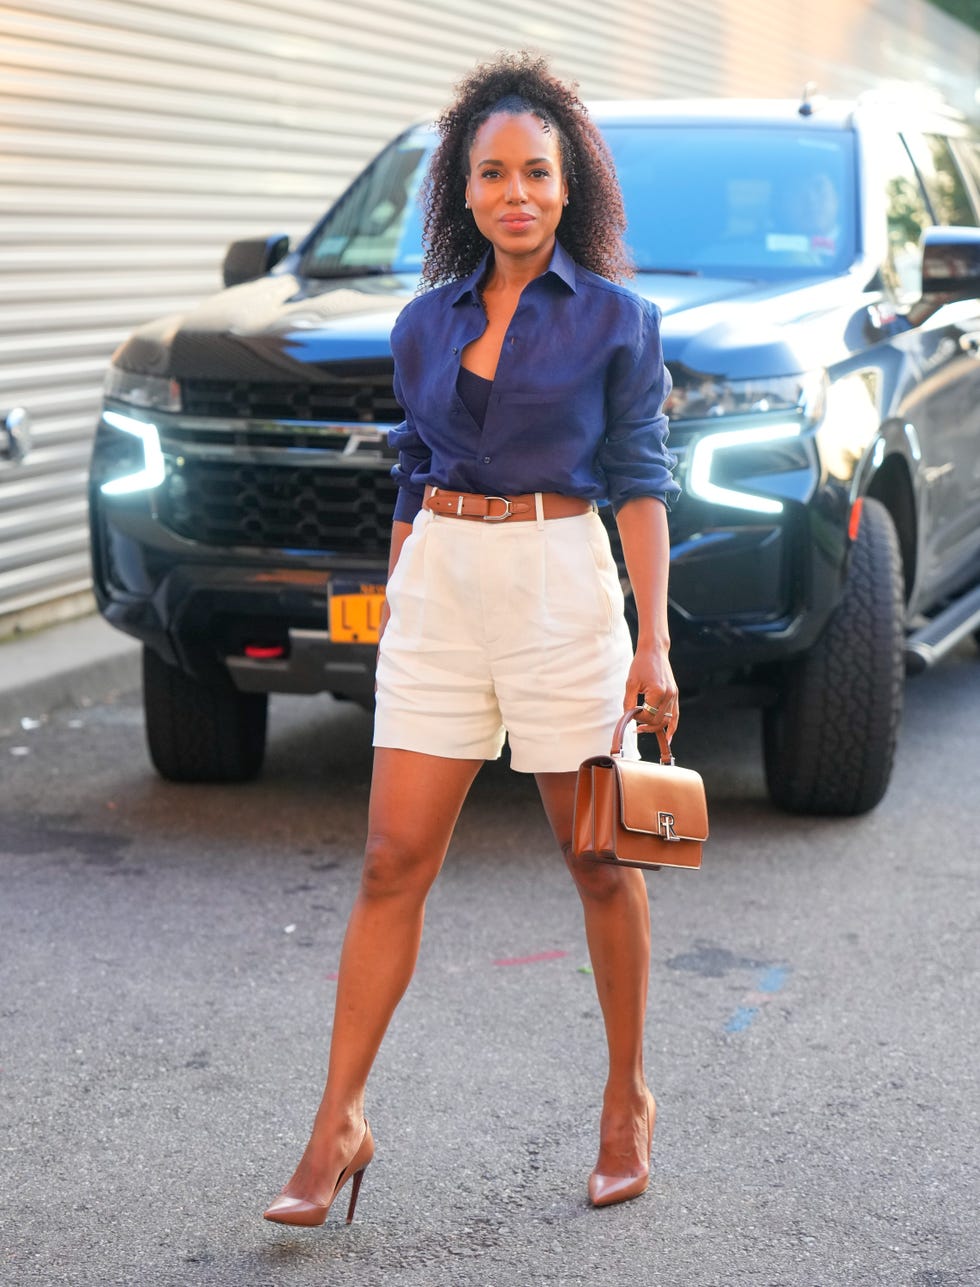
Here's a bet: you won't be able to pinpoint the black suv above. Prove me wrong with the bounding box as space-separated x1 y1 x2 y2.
89 95 980 814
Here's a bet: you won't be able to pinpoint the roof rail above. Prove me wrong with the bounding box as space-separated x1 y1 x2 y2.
856 83 962 120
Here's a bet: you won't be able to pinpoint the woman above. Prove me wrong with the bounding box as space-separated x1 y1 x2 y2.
264 51 680 1227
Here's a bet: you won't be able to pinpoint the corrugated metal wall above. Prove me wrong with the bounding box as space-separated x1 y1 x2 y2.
1 0 978 627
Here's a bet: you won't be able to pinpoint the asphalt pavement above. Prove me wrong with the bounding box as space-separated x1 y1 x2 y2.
1 616 979 1287
0 612 139 734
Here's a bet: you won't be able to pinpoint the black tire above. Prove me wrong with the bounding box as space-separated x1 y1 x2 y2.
142 646 268 783
762 497 904 815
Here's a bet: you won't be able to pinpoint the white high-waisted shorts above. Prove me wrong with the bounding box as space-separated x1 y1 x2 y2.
373 506 638 773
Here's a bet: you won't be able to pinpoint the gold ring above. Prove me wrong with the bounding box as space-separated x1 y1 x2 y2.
642 701 660 716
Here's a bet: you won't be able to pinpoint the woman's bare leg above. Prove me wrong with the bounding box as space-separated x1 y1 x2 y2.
272 747 482 1205
536 770 654 1179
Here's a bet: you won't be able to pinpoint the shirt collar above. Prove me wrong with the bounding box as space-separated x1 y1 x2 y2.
450 239 579 307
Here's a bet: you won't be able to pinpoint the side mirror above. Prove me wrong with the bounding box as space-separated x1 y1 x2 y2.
921 226 980 299
0 407 31 463
222 234 290 288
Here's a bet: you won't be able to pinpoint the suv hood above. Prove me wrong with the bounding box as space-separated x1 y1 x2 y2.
644 269 867 374
112 265 867 385
113 272 414 382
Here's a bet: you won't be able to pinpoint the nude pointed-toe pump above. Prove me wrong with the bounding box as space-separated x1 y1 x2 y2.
588 1093 656 1209
263 1120 375 1228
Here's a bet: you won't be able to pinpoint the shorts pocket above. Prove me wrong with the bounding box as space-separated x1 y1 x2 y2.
383 515 430 640
543 518 614 637
587 523 625 632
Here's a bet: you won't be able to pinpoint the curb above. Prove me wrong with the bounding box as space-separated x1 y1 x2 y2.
0 614 141 734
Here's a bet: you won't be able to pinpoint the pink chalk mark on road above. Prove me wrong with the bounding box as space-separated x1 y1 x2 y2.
493 949 569 967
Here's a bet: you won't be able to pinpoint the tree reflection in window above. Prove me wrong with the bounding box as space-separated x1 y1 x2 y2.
922 136 977 227
883 136 930 302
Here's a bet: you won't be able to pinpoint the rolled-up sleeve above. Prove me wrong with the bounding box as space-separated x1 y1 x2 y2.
389 390 429 524
389 307 431 524
600 300 680 512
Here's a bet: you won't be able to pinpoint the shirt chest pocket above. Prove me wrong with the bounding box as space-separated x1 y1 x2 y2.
497 383 603 434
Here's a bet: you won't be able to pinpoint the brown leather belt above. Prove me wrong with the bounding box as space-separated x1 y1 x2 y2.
423 486 593 522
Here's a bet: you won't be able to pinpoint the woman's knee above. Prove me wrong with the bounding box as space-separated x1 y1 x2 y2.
562 841 633 901
359 832 442 901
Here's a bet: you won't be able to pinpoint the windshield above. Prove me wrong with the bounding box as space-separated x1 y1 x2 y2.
608 124 856 278
301 123 856 281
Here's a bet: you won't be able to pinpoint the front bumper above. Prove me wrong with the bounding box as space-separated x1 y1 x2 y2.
90 483 386 705
89 406 853 702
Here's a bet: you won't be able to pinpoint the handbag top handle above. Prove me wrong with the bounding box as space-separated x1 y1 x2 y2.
612 707 674 766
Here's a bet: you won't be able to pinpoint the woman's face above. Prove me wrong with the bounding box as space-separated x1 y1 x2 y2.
465 111 568 264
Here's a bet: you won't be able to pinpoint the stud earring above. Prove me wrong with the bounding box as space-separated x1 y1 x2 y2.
464 201 470 209
563 197 569 206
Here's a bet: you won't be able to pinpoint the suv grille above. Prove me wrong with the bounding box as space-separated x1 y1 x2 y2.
162 370 402 554
181 376 402 423
158 458 397 554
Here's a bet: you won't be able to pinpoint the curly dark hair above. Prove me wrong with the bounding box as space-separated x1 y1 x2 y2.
420 51 631 286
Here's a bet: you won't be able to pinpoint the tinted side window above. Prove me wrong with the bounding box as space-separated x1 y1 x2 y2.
881 134 931 301
903 133 977 227
953 139 980 198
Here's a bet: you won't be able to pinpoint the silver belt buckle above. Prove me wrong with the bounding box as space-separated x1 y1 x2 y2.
483 495 513 521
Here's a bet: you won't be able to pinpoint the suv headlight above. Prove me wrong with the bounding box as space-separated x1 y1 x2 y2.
689 422 803 514
683 371 825 515
98 411 165 496
666 372 824 423
103 366 181 412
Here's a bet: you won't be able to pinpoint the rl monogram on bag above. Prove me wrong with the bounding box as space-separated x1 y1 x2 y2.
572 707 708 871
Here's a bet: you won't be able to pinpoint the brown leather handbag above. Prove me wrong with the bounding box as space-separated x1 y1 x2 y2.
572 707 708 870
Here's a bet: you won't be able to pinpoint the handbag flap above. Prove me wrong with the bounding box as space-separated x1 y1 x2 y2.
613 758 709 843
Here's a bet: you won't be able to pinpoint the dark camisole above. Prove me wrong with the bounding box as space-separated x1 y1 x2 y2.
456 365 492 430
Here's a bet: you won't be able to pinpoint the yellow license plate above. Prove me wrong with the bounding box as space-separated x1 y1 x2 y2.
328 582 386 644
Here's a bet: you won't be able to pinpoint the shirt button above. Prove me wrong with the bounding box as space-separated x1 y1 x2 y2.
482 456 492 464
451 346 458 354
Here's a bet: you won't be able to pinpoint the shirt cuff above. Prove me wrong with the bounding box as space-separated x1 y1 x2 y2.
611 488 678 516
393 487 424 524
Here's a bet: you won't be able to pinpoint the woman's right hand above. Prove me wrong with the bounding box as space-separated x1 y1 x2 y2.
625 643 679 743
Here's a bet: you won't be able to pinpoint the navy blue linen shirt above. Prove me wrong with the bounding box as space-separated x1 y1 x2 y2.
389 240 679 524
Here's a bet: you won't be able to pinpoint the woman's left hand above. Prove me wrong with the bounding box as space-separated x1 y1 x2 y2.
625 643 679 742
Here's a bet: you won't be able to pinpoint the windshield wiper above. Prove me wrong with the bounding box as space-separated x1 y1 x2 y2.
634 266 702 277
303 264 398 280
